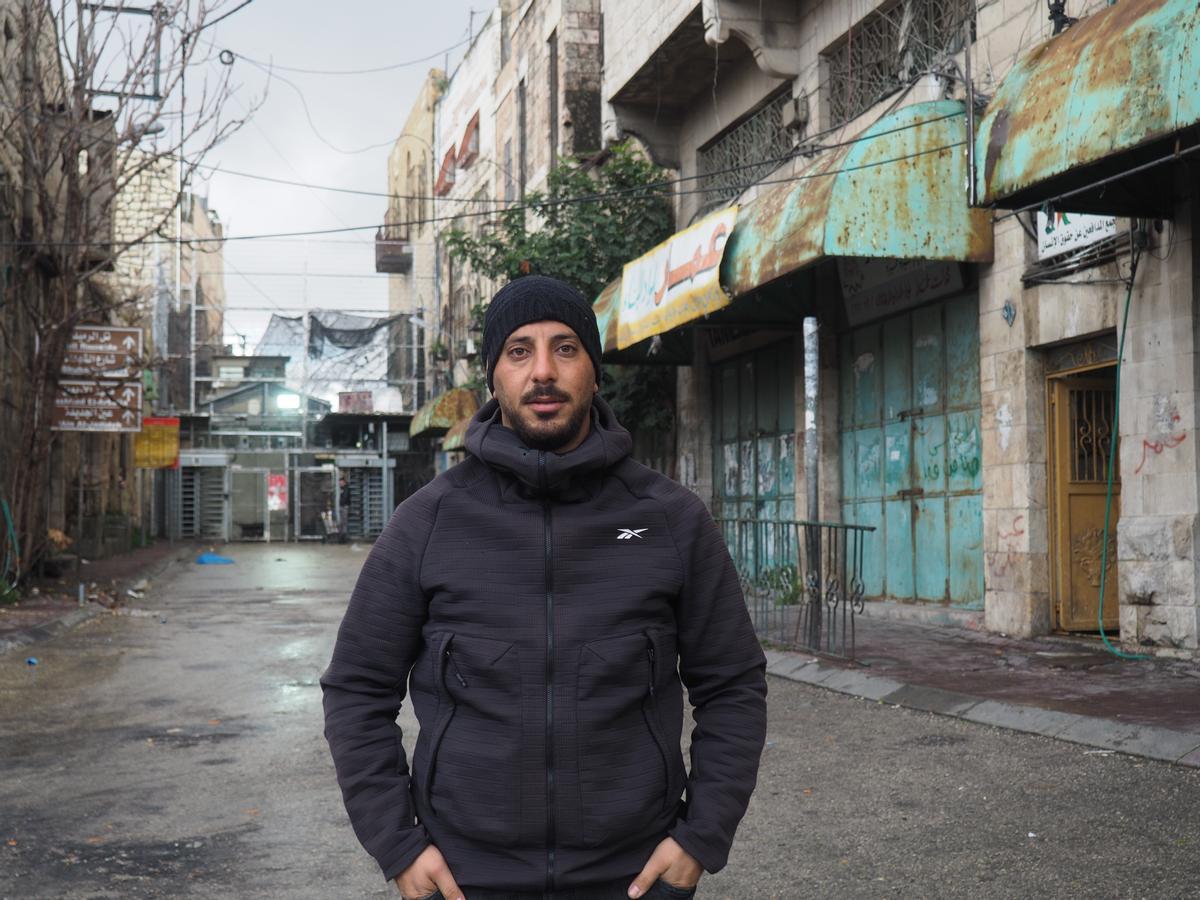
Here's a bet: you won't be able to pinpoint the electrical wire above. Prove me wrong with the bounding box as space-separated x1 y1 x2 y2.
187 0 258 38
224 38 473 76
0 136 966 248
171 104 965 208
241 57 430 156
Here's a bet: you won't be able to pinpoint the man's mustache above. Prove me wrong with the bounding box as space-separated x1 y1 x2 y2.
522 387 571 404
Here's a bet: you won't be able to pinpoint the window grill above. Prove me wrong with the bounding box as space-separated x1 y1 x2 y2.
697 91 794 207
823 0 974 128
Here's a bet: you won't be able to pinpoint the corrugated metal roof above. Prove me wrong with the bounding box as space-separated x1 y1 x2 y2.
440 416 473 451
409 387 480 438
975 0 1200 205
592 101 991 342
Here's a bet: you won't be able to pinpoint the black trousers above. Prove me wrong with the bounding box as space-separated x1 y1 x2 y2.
420 878 697 900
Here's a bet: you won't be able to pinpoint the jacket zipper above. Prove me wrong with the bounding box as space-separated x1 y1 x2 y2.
645 635 672 814
445 647 468 688
540 451 556 891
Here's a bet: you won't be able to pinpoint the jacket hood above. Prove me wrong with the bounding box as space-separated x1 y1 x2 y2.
464 393 632 498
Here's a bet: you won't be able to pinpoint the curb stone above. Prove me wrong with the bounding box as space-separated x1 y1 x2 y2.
0 605 103 657
767 653 1200 769
0 549 189 658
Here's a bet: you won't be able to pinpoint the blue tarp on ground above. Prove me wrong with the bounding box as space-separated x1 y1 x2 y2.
195 552 234 565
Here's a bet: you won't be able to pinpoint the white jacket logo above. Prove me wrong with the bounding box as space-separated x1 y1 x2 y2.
617 528 647 540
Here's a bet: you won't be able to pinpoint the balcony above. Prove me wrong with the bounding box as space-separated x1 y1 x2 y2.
375 224 413 274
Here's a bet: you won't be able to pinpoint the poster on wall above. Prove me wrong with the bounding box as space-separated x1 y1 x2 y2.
134 417 180 468
618 206 738 349
267 474 288 512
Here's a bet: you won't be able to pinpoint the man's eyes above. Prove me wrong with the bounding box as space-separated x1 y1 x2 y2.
506 343 578 358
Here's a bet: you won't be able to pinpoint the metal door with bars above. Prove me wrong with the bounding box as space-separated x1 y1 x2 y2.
839 295 984 607
180 466 228 541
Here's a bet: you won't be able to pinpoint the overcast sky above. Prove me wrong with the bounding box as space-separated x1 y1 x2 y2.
174 1 481 351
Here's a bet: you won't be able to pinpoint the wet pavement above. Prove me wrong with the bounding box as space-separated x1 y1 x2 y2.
2 542 1200 898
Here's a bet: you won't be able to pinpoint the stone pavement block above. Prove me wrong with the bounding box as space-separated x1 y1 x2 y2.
1174 744 1200 767
763 649 789 670
764 653 819 679
816 669 904 701
1054 717 1200 763
880 683 980 716
961 700 1083 738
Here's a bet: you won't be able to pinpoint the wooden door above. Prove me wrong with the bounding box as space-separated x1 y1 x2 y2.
1050 375 1119 632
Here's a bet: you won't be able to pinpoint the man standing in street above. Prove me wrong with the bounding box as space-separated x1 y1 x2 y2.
321 275 767 899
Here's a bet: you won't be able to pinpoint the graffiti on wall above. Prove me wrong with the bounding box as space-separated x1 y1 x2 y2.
1134 398 1188 475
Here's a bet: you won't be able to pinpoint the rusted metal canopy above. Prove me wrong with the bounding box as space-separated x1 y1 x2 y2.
591 100 991 342
976 0 1200 207
409 387 479 438
723 100 992 295
440 415 473 451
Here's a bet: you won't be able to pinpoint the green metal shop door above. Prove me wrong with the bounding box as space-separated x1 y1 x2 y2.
713 341 796 574
839 295 984 608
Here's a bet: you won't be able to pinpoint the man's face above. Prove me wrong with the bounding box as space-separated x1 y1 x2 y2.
492 320 597 453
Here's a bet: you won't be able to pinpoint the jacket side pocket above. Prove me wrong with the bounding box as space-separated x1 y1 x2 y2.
577 630 674 847
426 632 523 847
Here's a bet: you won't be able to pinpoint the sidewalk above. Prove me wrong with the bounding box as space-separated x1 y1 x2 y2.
0 540 191 656
767 611 1200 767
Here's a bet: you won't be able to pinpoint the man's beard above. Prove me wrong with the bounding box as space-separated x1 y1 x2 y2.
504 388 592 452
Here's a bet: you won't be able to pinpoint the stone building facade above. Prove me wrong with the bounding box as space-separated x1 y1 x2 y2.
598 0 1200 655
381 70 444 410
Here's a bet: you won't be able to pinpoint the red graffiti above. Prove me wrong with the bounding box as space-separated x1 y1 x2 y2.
988 551 1018 579
997 515 1026 542
1135 415 1187 474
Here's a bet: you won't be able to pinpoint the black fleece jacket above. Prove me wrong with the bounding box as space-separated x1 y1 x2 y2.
321 396 767 893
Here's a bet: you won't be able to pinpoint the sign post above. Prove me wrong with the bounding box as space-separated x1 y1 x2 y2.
53 325 144 433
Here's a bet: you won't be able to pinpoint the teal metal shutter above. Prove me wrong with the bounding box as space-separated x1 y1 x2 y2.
839 295 984 608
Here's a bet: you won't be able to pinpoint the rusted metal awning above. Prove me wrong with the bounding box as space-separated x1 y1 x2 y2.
440 415 472 451
591 100 991 344
409 387 479 438
975 0 1200 210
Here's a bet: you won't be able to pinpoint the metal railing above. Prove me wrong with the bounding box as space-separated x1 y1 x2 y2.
716 518 875 660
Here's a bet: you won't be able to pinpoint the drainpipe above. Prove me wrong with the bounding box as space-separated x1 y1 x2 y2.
964 22 978 207
803 317 820 522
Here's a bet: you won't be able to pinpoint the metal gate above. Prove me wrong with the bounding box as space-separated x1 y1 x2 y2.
343 466 385 539
712 340 797 576
180 466 228 541
295 468 336 540
839 294 984 607
231 469 269 541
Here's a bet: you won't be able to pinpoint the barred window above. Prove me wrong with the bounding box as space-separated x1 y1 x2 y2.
823 0 974 128
697 91 793 209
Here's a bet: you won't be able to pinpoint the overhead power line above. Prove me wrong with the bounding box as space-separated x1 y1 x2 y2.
183 106 964 203
188 0 258 37
1 136 966 248
224 37 473 76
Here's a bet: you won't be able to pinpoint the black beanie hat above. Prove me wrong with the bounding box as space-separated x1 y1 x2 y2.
483 275 603 392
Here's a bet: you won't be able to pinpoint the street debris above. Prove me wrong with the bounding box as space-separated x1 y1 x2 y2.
195 552 234 565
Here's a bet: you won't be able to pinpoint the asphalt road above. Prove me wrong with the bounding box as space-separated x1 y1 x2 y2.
1 543 1199 899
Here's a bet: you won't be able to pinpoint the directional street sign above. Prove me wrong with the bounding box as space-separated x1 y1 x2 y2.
52 381 143 432
54 325 144 432
61 325 143 380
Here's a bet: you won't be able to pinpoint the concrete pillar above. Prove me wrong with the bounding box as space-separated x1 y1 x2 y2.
978 218 1052 637
1117 199 1200 654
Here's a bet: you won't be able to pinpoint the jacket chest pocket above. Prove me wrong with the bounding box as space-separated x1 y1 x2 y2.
422 632 523 847
576 630 683 848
